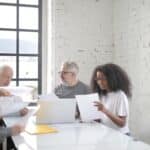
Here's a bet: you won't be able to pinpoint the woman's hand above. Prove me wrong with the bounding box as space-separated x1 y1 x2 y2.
94 101 126 127
94 101 107 113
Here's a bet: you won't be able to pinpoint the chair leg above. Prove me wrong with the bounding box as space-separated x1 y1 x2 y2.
2 138 7 150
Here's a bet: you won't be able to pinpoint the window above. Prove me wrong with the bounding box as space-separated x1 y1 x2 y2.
0 0 42 93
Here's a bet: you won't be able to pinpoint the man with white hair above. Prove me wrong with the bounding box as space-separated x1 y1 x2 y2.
0 65 28 116
54 61 91 119
55 61 91 98
0 65 13 87
0 65 28 149
0 65 13 96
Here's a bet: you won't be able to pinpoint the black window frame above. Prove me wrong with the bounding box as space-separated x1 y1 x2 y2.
0 0 42 94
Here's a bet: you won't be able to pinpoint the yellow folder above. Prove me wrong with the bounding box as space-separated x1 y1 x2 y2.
25 124 58 134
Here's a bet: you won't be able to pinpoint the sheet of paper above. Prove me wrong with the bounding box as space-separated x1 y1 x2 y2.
1 86 34 101
17 106 40 126
38 93 59 101
0 96 28 117
76 93 103 122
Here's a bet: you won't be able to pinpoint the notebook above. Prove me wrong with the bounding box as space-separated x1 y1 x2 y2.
36 99 76 124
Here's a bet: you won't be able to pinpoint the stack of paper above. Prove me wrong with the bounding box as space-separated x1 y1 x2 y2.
25 124 58 134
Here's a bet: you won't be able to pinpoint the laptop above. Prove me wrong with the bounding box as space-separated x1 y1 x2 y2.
36 99 76 124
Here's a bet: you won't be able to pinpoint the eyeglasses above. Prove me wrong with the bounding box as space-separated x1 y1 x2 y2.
58 71 73 75
94 77 106 81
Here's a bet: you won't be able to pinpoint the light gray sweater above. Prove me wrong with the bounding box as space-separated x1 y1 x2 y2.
0 126 11 144
0 112 20 144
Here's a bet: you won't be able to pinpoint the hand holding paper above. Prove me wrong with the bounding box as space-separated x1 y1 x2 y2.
17 106 40 126
0 96 28 117
19 107 29 116
76 93 104 122
94 101 105 112
11 124 25 136
0 88 11 96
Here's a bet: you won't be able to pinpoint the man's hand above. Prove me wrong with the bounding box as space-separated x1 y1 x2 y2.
0 88 11 96
11 124 24 136
19 107 28 116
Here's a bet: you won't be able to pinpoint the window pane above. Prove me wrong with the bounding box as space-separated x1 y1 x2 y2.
19 81 38 99
19 0 38 5
10 81 17 86
0 56 16 78
0 31 16 53
19 81 38 89
19 7 38 29
19 56 38 78
0 6 16 28
19 32 38 54
0 0 16 3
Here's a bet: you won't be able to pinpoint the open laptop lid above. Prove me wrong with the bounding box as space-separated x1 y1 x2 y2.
36 99 76 124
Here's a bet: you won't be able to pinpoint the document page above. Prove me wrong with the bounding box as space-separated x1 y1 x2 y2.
0 96 28 117
76 93 103 122
18 106 40 126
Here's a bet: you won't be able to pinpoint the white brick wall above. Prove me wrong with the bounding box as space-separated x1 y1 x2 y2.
113 0 150 144
52 0 113 86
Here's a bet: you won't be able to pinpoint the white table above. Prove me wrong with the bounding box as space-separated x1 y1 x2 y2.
4 117 150 150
